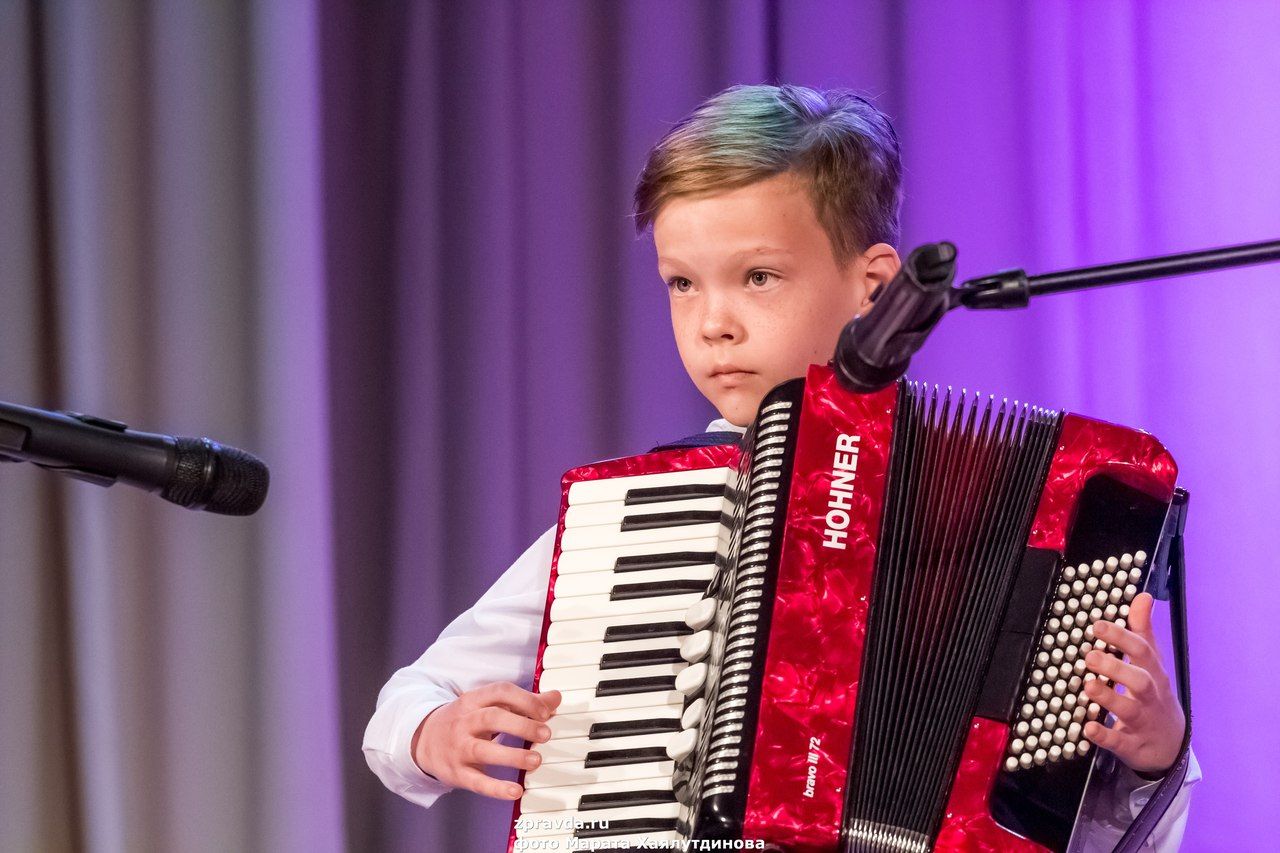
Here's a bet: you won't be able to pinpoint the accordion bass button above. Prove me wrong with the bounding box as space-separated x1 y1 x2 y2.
680 631 712 663
685 598 716 631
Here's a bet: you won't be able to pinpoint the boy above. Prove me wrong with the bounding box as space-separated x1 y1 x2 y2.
364 84 1198 849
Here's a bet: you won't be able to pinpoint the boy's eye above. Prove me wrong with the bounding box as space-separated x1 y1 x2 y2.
748 270 774 287
668 277 693 293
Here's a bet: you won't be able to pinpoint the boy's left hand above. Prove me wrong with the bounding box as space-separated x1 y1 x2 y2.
1082 592 1185 777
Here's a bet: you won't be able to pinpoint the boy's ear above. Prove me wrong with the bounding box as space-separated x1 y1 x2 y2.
859 243 902 305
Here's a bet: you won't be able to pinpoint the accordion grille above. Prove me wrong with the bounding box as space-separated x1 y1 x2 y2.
842 383 1060 849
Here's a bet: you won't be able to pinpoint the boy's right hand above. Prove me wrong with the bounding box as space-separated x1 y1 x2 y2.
411 682 562 800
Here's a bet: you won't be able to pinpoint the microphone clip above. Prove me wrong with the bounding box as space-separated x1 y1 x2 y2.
832 241 959 393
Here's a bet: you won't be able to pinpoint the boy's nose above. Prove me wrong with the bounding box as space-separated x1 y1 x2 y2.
699 297 744 343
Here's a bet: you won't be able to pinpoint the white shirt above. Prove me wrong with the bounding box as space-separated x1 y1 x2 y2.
363 418 1199 849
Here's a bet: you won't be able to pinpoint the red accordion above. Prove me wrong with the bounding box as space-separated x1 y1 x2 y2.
507 364 1180 853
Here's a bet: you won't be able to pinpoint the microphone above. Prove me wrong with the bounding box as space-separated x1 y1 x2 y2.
832 241 959 393
0 401 269 516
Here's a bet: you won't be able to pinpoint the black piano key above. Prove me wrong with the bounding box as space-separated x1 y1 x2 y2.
600 648 685 669
620 509 722 532
596 675 678 697
603 621 691 642
576 817 679 839
588 717 682 739
578 789 676 811
623 483 726 505
610 579 710 601
583 745 671 769
614 551 716 573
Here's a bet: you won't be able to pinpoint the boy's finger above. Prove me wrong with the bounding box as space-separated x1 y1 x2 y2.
472 738 543 772
1083 719 1140 757
540 690 563 715
471 707 552 744
1127 592 1156 639
1083 676 1140 722
474 683 553 721
456 767 523 801
1091 620 1156 667
1084 650 1152 697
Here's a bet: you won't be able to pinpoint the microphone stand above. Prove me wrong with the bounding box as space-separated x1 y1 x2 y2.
955 237 1280 309
831 237 1280 396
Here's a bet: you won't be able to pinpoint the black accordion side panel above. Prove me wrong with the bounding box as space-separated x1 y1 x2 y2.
841 384 1062 852
988 475 1172 851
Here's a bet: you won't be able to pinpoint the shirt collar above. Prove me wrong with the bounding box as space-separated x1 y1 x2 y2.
706 417 747 435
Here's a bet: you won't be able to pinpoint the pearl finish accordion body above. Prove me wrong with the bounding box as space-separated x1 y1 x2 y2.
507 364 1181 853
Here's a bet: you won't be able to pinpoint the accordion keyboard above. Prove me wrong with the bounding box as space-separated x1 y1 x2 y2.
516 466 738 850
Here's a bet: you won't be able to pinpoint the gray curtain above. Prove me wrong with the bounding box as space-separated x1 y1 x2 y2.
1 1 342 850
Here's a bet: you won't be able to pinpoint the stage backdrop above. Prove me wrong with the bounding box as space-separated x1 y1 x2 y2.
1 1 1276 851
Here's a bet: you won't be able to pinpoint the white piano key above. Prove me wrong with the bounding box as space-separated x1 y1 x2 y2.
556 535 723 574
675 662 708 695
556 686 684 716
518 774 674 813
553 564 715 598
561 520 725 552
568 468 731 506
565 495 728 529
545 608 690 645
545 705 681 741
680 630 713 663
515 802 680 839
542 636 681 671
681 697 706 730
534 731 677 765
550 591 705 623
666 729 698 762
685 597 717 630
539 661 686 693
524 757 676 789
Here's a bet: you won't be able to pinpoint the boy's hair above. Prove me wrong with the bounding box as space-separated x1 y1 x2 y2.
633 84 903 263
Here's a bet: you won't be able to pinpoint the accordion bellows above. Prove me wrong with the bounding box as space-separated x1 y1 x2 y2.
508 364 1178 853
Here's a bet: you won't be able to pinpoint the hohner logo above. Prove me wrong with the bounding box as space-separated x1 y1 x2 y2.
821 434 861 550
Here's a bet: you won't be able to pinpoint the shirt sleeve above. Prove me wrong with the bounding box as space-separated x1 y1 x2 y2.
1070 747 1202 852
362 525 556 810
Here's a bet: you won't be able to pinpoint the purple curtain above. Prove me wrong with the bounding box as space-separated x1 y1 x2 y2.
2 1 1276 850
340 3 1280 850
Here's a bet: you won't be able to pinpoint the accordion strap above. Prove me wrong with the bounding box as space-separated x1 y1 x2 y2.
1112 488 1193 853
649 430 743 452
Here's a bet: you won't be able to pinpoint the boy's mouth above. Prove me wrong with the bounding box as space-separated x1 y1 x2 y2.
710 366 755 383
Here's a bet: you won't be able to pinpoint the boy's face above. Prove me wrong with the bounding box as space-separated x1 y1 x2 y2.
654 172 900 426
